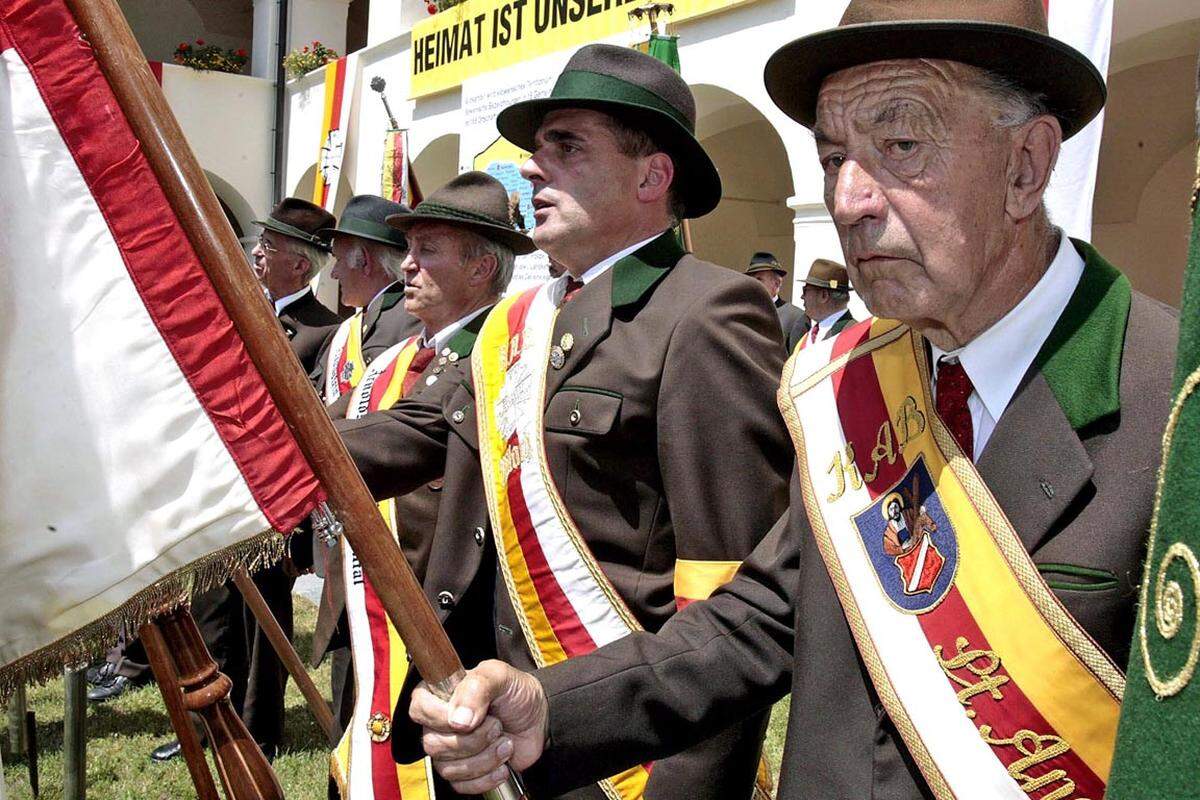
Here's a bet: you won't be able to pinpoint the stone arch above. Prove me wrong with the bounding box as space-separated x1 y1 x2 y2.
413 133 461 197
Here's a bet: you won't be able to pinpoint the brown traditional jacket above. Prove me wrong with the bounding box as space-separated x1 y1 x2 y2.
527 243 1178 800
276 288 341 373
335 231 793 799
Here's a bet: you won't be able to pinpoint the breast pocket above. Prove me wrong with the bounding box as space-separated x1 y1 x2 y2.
544 387 623 437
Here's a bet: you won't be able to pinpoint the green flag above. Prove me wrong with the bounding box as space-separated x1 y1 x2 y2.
1107 63 1200 800
637 33 688 251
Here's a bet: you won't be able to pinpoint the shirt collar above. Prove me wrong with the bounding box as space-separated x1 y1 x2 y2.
419 306 489 353
931 230 1085 423
273 287 311 316
814 308 847 332
561 234 662 290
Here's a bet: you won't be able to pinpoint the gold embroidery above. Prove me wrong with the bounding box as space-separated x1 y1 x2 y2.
977 726 1090 800
893 395 926 448
827 443 863 502
935 637 1009 718
499 441 525 476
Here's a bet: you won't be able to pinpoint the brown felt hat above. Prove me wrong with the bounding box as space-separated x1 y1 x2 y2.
253 197 335 252
803 258 851 292
495 43 721 219
745 251 786 277
386 171 536 255
764 0 1106 141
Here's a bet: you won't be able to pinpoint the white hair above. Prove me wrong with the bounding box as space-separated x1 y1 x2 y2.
964 65 1052 130
282 238 333 281
462 232 515 297
363 240 408 280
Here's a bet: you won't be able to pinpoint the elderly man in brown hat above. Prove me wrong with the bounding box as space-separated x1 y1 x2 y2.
407 3 1179 799
335 42 789 800
798 257 854 344
746 251 810 351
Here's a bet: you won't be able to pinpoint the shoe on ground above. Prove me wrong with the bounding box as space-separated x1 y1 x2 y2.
87 674 142 703
150 740 183 763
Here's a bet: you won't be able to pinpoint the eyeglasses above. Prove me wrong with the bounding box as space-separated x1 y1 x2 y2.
256 235 280 254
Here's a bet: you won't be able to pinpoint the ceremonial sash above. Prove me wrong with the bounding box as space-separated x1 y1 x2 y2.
473 285 651 800
332 336 435 800
780 318 1125 800
324 313 365 404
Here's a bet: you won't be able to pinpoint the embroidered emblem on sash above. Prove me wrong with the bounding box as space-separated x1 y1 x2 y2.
852 456 958 614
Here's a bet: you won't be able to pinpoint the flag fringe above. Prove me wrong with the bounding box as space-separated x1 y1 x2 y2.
0 529 288 700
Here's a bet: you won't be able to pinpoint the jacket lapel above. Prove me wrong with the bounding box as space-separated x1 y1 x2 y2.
544 232 682 405
363 281 405 341
976 372 1094 554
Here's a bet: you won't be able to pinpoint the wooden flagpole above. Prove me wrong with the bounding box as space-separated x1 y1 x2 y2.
65 1 525 798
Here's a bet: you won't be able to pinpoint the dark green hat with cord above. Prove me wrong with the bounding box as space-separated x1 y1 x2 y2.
745 251 786 276
319 194 411 250
252 197 335 252
386 171 536 255
495 43 722 220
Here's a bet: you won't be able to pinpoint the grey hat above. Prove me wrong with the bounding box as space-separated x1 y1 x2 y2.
319 194 411 249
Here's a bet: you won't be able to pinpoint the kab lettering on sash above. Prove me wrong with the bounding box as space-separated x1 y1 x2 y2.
826 443 863 502
828 395 927 500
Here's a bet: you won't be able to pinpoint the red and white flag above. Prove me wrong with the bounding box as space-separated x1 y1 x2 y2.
0 0 324 686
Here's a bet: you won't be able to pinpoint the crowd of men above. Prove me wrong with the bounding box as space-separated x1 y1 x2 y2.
91 0 1185 798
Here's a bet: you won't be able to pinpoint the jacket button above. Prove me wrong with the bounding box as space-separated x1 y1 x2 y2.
451 409 465 424
437 591 455 609
473 526 486 546
568 408 582 426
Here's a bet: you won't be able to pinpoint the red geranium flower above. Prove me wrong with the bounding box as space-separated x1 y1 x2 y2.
195 38 205 46
235 48 247 57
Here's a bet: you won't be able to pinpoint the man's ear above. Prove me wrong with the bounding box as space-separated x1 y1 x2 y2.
291 255 311 279
1006 114 1061 222
471 252 499 288
637 153 675 205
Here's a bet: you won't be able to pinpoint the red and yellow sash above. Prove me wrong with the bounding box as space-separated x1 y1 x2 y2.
473 284 650 800
332 335 435 800
323 313 365 405
780 318 1124 800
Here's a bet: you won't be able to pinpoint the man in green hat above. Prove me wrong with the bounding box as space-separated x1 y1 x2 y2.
745 251 810 351
335 43 789 800
249 197 342 372
798 257 855 344
405 3 1180 799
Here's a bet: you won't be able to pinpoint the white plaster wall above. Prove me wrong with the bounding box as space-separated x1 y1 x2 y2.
292 0 354 56
160 64 275 232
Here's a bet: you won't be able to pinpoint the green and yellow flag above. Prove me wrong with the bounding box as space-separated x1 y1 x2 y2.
1107 62 1200 800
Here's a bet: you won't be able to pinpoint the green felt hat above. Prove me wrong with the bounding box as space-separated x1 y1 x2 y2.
252 197 334 252
386 171 536 255
745 251 786 276
764 0 1106 141
495 43 721 219
319 194 411 249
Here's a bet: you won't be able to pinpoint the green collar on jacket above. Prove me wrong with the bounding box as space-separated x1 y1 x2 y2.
443 305 492 357
611 230 685 308
1033 239 1132 431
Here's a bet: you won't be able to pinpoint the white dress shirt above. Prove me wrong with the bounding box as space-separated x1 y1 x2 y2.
812 308 851 342
272 286 310 317
930 231 1085 460
551 233 661 304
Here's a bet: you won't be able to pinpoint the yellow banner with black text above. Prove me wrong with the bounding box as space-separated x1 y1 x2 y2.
410 0 758 98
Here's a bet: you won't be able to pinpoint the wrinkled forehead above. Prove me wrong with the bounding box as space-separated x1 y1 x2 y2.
813 58 981 141
407 222 470 251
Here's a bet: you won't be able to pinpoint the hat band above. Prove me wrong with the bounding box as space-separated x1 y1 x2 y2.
262 218 331 250
338 217 408 247
415 200 514 231
551 70 693 133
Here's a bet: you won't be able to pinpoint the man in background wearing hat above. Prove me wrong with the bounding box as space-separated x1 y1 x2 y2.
251 197 343 371
799 257 854 344
307 194 422 743
406 3 1179 800
311 195 422 418
746 251 810 351
321 172 524 800
336 44 789 800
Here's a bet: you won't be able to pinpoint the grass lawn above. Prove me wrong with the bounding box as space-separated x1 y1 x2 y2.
3 596 791 798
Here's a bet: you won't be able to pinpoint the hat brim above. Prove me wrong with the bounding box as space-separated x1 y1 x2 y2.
317 222 408 250
496 97 723 219
746 264 787 276
764 21 1106 140
386 211 537 255
252 218 333 251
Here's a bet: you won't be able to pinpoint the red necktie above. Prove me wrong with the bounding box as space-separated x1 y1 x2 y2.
809 322 820 344
401 346 436 396
936 357 975 459
562 277 584 305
